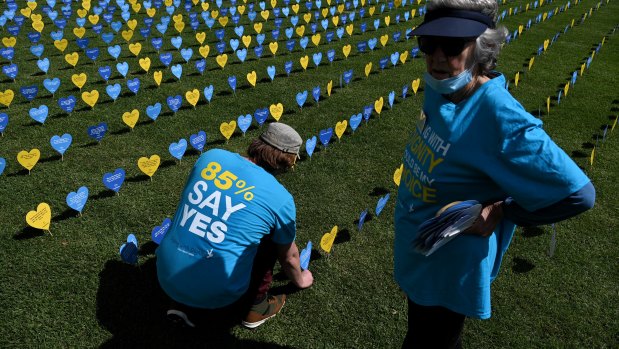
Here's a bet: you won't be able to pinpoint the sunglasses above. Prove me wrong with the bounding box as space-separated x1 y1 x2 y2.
417 36 475 57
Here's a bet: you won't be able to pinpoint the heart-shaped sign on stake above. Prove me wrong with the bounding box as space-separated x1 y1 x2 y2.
190 130 207 153
394 164 403 186
300 241 312 270
17 149 40 174
169 139 188 163
358 209 368 231
305 136 317 158
66 186 89 215
138 155 161 180
120 234 138 265
152 217 172 244
50 133 72 160
320 225 338 253
26 202 52 235
220 121 237 142
103 168 126 194
375 193 390 217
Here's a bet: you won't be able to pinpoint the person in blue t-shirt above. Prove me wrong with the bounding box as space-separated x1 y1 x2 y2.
397 0 595 347
157 123 314 329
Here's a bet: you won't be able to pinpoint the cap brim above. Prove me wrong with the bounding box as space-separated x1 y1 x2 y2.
409 17 488 38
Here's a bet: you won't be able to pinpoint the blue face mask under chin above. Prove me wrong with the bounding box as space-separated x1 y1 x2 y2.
424 67 474 95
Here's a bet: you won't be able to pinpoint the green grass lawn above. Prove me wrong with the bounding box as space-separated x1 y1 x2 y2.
0 0 617 347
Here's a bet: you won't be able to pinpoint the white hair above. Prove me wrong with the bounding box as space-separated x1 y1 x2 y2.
427 0 509 73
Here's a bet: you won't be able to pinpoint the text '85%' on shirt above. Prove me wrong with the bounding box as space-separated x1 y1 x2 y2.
394 73 589 319
157 149 296 309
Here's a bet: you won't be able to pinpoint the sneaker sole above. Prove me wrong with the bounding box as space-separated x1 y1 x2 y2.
167 309 196 328
241 299 286 329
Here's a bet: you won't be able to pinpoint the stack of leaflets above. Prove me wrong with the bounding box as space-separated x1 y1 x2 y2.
414 200 482 256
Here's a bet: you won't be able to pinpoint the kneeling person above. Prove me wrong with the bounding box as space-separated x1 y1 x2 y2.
156 123 314 329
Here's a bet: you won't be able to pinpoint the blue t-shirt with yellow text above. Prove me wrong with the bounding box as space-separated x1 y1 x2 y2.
157 149 296 308
394 74 590 319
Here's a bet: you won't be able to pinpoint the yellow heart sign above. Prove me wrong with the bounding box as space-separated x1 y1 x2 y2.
394 164 403 186
247 71 257 87
384 15 391 27
131 2 141 12
270 103 284 121
374 97 384 115
327 80 333 96
211 9 219 19
304 13 312 24
174 21 185 33
412 78 421 95
295 25 305 37
199 45 210 58
0 89 15 107
528 57 535 71
564 82 569 97
138 155 161 178
345 24 354 36
73 27 86 38
365 62 372 77
54 39 68 52
216 54 228 68
311 33 321 46
121 29 133 41
129 42 142 56
218 16 229 27
185 89 200 107
260 10 270 20
342 44 351 58
518 25 524 35
380 34 389 47
2 36 16 47
139 57 151 72
65 52 79 67
331 15 339 26
514 72 520 87
299 55 309 70
173 14 183 23
21 8 32 18
242 35 252 48
237 5 245 14
26 203 52 231
27 1 37 10
337 4 344 13
320 226 338 253
270 0 277 8
82 90 99 108
220 121 237 140
335 120 347 140
122 109 140 129
269 41 278 55
321 8 328 18
400 51 409 64
32 20 44 33
195 32 206 44
146 8 156 17
88 14 99 24
254 22 263 33
369 6 375 16
127 19 137 30
153 71 162 86
76 9 87 18
71 73 87 89
291 4 299 13
17 149 40 171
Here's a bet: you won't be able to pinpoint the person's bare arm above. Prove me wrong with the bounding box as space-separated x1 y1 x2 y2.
276 242 314 289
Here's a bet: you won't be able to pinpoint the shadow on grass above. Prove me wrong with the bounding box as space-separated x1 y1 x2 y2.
512 257 535 274
13 226 46 240
92 190 117 200
521 226 544 238
52 208 79 222
369 187 390 197
96 258 294 348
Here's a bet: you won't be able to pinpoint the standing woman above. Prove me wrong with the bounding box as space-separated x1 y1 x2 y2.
395 0 595 347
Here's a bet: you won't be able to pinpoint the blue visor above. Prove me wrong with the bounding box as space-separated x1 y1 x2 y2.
410 9 494 38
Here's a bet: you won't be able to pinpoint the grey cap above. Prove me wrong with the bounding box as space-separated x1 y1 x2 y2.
260 122 302 157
